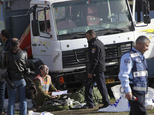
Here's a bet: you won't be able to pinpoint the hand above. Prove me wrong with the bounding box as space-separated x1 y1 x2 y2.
125 92 132 100
88 73 93 78
56 90 60 92
50 95 57 99
24 68 30 75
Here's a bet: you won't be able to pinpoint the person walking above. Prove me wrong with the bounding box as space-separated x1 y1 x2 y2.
118 36 150 115
4 38 28 115
82 29 110 109
0 29 11 115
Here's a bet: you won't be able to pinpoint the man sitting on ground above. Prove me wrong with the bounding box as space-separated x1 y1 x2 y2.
33 64 60 110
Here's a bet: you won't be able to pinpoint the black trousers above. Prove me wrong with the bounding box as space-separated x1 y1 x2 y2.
129 89 147 115
85 72 110 106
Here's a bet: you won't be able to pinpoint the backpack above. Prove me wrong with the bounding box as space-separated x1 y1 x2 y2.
39 100 69 112
24 76 37 99
70 86 102 103
70 87 85 103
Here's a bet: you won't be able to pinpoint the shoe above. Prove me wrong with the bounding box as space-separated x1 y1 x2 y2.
99 104 110 109
81 104 95 109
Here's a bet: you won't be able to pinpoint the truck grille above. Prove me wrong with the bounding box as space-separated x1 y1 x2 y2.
62 48 87 68
105 41 133 77
62 41 133 72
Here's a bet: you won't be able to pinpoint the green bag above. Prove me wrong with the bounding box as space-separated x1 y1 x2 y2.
70 90 85 103
39 100 69 112
70 86 102 103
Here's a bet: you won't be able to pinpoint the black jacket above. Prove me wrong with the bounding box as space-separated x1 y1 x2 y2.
5 49 28 81
4 39 11 51
88 37 106 74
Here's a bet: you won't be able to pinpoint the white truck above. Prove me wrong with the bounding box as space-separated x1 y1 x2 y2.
1 0 154 92
28 0 135 92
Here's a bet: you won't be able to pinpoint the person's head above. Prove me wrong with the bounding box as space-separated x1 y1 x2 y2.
39 64 49 76
10 38 20 52
135 36 150 54
0 29 10 42
11 38 19 47
86 29 96 41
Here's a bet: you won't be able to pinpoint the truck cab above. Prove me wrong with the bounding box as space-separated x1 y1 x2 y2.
29 0 135 91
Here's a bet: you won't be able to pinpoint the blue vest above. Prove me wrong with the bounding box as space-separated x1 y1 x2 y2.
129 49 148 94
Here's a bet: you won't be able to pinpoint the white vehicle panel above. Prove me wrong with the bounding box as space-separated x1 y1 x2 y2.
135 19 154 59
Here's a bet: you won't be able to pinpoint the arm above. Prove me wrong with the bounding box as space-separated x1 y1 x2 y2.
49 81 60 99
118 53 133 100
3 51 8 69
49 81 57 91
24 51 30 74
89 45 99 75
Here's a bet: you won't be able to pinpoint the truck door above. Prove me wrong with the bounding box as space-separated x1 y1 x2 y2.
131 0 154 87
30 4 62 71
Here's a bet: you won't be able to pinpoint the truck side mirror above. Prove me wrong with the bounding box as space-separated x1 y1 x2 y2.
32 20 40 36
142 0 151 24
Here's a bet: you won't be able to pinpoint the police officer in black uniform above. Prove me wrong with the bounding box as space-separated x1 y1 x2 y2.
82 30 110 109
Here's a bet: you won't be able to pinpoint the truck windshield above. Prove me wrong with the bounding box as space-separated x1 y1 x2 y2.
53 0 133 40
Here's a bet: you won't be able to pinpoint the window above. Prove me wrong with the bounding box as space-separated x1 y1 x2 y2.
53 0 133 39
37 7 51 37
135 0 154 22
